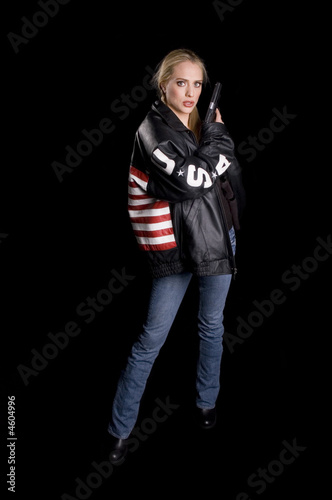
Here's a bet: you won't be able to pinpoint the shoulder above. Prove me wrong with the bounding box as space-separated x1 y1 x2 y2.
139 100 188 135
138 106 164 136
137 101 183 152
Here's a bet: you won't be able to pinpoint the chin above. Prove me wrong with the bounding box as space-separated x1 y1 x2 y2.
181 105 195 114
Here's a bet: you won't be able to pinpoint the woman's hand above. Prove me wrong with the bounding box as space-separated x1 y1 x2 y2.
214 108 224 124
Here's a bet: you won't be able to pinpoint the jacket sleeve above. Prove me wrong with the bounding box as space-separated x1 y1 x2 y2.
135 117 237 203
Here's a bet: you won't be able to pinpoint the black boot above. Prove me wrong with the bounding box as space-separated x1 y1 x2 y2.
196 407 217 429
107 433 128 465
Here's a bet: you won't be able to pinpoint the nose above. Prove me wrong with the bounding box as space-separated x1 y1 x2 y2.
186 85 194 97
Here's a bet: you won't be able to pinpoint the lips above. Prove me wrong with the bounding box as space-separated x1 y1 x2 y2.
183 101 195 107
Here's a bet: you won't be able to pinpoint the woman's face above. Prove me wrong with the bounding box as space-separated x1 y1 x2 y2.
162 61 203 126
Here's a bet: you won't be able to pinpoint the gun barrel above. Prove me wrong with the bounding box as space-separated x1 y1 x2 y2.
204 82 222 123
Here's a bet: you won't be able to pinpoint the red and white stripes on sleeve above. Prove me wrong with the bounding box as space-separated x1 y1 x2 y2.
128 166 177 251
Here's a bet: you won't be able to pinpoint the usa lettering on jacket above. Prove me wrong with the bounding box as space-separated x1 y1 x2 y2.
152 148 231 187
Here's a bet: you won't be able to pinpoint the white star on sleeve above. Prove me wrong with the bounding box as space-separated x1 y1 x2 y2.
177 168 185 177
212 171 218 179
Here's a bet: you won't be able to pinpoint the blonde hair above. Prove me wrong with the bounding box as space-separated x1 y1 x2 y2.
152 49 208 140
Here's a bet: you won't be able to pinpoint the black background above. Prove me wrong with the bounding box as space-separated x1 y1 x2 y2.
1 1 330 499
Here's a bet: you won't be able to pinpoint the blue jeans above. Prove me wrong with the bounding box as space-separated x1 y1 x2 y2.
108 228 236 439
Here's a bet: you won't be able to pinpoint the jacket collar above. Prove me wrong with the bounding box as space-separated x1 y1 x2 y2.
151 100 189 132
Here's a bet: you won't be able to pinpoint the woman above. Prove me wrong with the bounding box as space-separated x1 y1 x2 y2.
107 48 245 463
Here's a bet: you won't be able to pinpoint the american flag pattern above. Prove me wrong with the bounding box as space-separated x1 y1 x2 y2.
128 166 177 251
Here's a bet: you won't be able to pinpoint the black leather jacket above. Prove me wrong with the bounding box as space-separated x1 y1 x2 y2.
128 100 245 278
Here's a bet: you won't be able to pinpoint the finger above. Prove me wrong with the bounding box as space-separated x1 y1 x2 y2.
215 108 224 123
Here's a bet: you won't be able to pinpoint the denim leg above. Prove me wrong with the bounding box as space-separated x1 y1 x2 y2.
196 227 235 408
228 226 236 256
196 273 232 409
108 272 192 439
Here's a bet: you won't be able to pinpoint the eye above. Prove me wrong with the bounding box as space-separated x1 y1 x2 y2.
194 82 202 88
177 81 186 87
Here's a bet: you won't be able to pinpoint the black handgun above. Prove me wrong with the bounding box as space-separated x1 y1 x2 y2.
204 82 222 123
